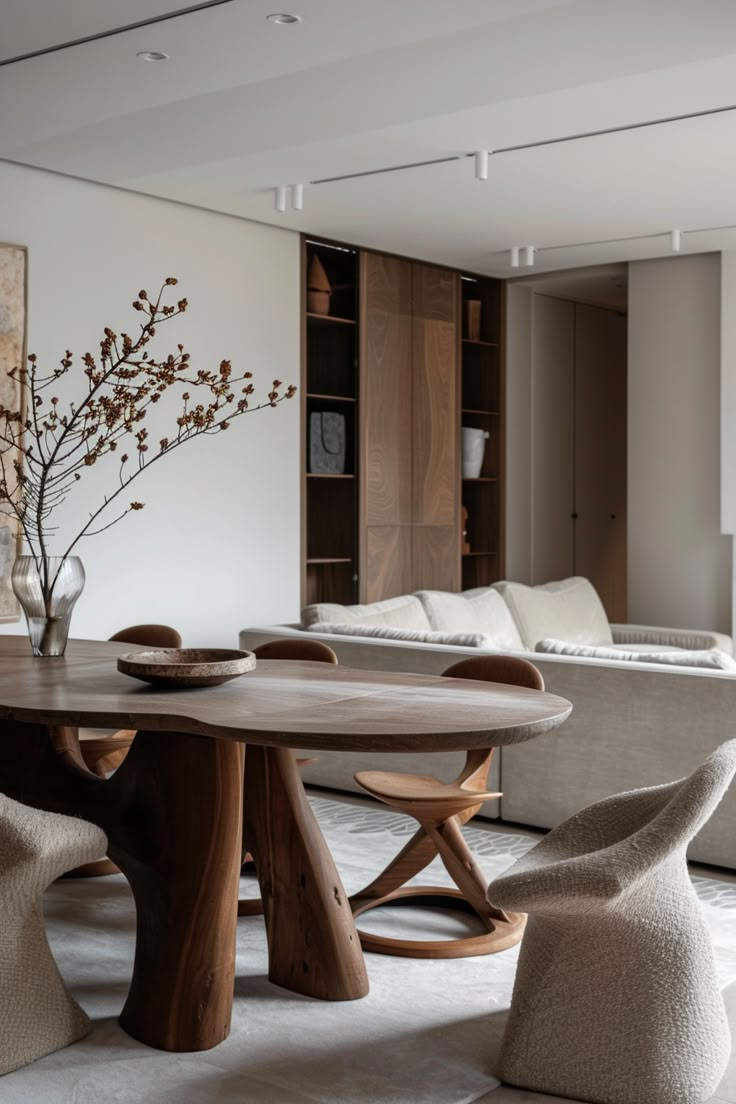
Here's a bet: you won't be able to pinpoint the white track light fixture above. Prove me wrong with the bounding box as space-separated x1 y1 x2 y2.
510 246 520 268
670 228 682 252
274 186 288 212
474 150 489 180
523 245 536 267
292 183 304 210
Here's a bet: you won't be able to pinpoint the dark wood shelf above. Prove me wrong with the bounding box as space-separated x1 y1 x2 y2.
462 476 497 482
462 338 498 347
307 392 357 403
307 557 353 565
306 473 355 479
462 408 499 416
306 313 356 325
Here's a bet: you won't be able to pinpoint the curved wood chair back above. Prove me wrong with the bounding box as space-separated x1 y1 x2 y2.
252 638 338 664
109 624 182 649
442 655 544 790
442 654 544 690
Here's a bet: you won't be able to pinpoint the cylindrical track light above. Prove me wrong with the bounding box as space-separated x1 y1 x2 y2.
523 245 536 267
274 186 287 212
292 183 304 210
474 150 489 181
510 246 520 268
670 228 682 252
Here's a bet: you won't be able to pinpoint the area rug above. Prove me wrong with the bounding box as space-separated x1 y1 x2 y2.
5 794 736 1104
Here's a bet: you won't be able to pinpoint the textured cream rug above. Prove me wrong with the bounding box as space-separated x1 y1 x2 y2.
4 794 736 1104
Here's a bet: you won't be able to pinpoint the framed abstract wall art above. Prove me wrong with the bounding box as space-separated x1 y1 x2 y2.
0 244 27 622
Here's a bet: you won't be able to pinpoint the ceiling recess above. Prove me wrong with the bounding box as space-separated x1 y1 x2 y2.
0 0 235 66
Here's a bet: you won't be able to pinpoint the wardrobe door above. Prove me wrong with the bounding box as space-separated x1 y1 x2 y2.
531 295 575 583
574 304 627 621
411 263 460 591
360 252 413 601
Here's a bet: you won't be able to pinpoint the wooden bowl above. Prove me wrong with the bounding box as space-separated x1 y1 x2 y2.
117 648 256 688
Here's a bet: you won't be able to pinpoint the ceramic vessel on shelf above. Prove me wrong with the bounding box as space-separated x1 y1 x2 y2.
462 427 490 478
11 556 85 657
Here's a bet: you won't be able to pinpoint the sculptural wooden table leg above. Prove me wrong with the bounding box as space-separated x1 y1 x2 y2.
0 720 244 1053
243 745 369 1001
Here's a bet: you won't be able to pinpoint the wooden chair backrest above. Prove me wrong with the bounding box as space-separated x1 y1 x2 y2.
109 624 183 649
442 655 544 789
442 655 544 691
252 638 338 664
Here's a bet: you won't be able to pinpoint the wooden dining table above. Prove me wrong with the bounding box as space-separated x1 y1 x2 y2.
0 637 571 1054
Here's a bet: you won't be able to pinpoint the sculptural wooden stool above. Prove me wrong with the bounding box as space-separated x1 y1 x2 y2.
0 794 108 1074
488 739 736 1104
350 655 544 958
238 637 337 917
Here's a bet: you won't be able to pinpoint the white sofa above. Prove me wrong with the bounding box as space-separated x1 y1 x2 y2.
240 578 736 869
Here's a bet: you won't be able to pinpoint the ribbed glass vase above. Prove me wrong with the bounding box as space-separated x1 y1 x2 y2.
11 556 86 657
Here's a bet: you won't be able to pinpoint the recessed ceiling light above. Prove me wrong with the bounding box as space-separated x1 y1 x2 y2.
136 50 169 61
266 13 301 24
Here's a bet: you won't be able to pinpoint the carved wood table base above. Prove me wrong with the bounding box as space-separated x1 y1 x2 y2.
0 720 244 1052
243 745 368 1000
0 640 571 1052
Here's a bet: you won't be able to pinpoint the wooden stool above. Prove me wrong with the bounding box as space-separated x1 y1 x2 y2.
69 624 182 877
350 655 544 958
0 794 108 1073
238 638 337 917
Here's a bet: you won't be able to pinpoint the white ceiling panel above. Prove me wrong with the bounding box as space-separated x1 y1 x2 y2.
0 0 205 61
2 0 736 276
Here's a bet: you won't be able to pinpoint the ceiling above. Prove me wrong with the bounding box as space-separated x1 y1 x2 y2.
3 0 736 277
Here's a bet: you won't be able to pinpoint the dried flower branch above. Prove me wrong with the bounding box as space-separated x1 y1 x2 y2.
0 278 296 597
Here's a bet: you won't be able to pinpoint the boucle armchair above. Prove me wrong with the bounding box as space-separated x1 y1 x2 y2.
0 795 108 1074
486 740 736 1104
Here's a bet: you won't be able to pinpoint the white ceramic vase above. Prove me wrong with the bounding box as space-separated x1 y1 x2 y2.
462 427 489 478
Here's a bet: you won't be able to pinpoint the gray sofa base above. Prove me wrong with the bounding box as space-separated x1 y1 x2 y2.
240 625 736 870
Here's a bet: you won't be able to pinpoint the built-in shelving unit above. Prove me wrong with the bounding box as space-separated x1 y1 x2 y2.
459 274 505 590
303 239 359 605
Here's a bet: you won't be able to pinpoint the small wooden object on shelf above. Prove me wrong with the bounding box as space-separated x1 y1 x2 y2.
307 254 332 316
464 299 482 342
461 506 471 554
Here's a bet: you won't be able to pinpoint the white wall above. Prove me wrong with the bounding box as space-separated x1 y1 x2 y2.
720 251 736 633
628 253 731 633
0 161 301 646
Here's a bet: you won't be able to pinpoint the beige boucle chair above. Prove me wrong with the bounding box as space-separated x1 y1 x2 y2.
0 794 108 1075
487 739 736 1104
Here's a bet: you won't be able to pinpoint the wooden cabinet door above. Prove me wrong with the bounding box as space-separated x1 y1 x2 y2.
360 252 413 601
411 263 460 592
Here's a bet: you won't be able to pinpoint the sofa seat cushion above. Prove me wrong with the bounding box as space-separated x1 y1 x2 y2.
416 588 523 649
309 622 495 647
301 594 431 632
493 576 613 649
535 638 736 671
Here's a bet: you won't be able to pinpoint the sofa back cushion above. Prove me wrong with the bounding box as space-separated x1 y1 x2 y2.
308 622 494 647
301 594 431 632
493 576 612 649
536 638 736 671
416 588 523 649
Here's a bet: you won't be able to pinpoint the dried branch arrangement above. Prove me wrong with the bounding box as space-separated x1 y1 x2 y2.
0 278 296 594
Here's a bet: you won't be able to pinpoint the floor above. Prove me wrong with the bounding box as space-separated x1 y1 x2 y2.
308 786 736 1104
